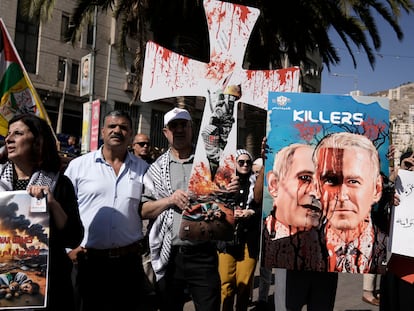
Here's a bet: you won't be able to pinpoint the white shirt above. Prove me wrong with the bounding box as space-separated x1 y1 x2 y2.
65 147 149 249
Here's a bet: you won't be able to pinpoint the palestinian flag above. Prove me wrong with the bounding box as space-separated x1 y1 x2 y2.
0 18 50 137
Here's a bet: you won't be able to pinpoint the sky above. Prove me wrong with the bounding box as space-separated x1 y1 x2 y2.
321 10 414 95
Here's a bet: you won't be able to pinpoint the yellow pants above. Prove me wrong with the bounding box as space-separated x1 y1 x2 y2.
218 244 257 311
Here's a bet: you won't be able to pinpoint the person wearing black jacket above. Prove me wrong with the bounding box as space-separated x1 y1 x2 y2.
0 114 84 310
217 149 261 311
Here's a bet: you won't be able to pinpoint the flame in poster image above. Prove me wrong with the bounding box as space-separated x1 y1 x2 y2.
188 155 236 197
0 228 47 258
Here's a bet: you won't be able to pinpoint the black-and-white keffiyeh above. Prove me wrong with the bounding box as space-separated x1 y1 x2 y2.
147 149 175 281
0 161 59 192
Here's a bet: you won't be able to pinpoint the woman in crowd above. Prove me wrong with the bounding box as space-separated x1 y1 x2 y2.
218 149 261 311
0 114 83 310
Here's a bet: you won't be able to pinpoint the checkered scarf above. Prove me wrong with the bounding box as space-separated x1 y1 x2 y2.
147 149 175 281
0 161 59 191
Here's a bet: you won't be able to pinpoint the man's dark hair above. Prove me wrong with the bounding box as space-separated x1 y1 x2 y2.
104 110 132 128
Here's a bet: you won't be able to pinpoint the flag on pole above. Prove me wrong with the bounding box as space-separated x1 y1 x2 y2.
0 18 51 137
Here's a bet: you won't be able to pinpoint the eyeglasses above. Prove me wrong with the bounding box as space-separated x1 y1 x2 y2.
237 159 252 166
134 142 150 147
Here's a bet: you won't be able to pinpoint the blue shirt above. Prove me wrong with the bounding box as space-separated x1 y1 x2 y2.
65 147 149 249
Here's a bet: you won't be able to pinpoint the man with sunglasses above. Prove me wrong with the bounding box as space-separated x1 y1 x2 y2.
141 107 239 311
132 133 153 164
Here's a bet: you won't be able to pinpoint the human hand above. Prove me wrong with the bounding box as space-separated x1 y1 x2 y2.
386 144 395 161
68 246 86 263
169 189 190 211
226 175 239 193
261 137 268 161
234 208 255 219
27 185 59 212
27 185 53 200
394 193 400 206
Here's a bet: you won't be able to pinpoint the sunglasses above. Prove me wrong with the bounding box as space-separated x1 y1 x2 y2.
237 159 252 166
134 142 150 147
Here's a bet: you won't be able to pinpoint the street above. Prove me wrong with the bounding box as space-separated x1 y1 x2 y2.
184 268 379 311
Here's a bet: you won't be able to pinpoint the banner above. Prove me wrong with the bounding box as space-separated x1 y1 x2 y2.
81 101 91 154
89 100 100 151
0 190 49 308
263 92 390 274
80 54 91 97
392 169 414 257
0 18 51 137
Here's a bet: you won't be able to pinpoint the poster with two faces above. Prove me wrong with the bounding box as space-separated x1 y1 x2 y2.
263 92 392 274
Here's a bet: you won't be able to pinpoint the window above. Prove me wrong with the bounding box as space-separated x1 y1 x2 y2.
57 58 66 81
86 23 93 45
151 109 168 150
71 62 79 85
61 13 70 42
14 0 39 73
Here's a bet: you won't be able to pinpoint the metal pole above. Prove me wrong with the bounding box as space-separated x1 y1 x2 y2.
82 6 97 154
56 59 68 134
89 6 97 104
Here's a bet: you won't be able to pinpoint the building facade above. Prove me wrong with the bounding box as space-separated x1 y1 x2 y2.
1 0 156 149
1 0 322 157
370 82 414 167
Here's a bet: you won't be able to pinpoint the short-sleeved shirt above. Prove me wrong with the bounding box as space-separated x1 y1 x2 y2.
65 147 149 249
142 152 194 246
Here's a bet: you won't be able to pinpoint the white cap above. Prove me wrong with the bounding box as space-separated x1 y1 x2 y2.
164 108 192 127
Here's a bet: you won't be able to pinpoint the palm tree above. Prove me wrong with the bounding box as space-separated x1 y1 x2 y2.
21 0 414 100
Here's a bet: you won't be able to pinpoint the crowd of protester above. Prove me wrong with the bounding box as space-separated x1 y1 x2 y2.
3 107 410 311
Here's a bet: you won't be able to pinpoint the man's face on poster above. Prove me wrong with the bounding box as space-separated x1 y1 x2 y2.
316 147 382 231
269 146 322 231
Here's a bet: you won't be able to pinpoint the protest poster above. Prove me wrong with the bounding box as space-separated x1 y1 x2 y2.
392 169 414 257
387 169 414 283
0 190 49 309
263 92 390 274
179 85 240 241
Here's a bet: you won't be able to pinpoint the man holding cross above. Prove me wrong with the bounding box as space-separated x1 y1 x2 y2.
141 107 239 311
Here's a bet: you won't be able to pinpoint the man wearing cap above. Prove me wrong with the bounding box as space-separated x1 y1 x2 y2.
141 107 238 311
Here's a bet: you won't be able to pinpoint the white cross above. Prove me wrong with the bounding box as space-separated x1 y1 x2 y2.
141 0 299 109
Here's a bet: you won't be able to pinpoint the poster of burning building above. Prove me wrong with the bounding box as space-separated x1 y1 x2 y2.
0 190 48 308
